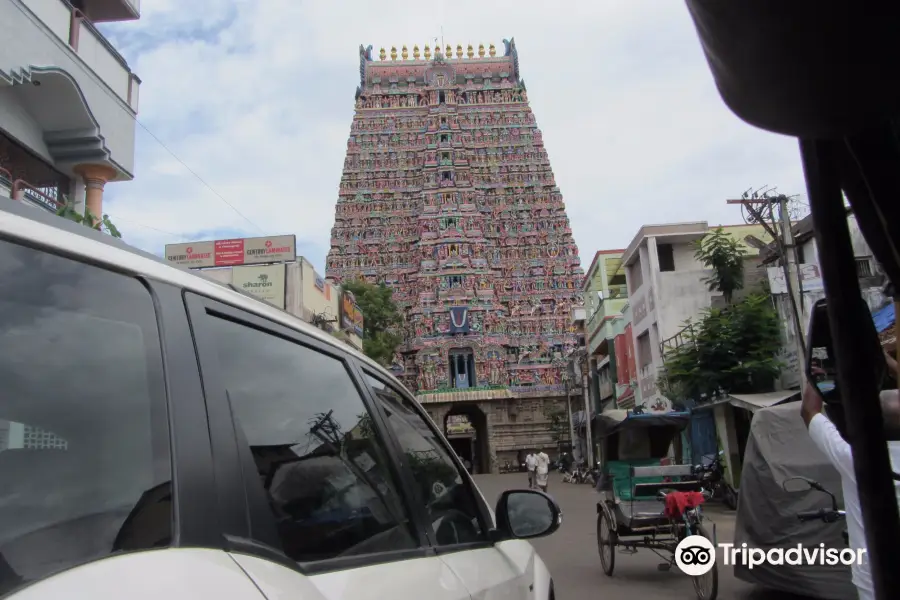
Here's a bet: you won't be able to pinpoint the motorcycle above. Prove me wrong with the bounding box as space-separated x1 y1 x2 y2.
693 450 738 510
783 476 849 545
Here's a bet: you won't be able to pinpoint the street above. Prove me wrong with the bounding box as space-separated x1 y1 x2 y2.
474 473 815 600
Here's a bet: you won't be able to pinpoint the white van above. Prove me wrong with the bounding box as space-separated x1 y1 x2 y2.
0 197 560 600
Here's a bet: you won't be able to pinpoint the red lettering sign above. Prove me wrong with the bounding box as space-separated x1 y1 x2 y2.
215 239 245 266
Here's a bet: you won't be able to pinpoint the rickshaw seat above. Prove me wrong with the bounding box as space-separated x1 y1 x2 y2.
606 460 664 501
614 500 671 530
634 480 704 498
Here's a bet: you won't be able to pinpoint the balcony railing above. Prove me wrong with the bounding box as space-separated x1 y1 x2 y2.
23 0 140 112
1 168 64 212
585 293 628 335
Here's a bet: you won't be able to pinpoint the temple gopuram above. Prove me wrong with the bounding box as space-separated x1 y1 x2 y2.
326 40 585 473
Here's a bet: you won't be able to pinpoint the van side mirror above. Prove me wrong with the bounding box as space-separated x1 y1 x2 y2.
805 297 896 439
807 298 889 397
494 490 562 540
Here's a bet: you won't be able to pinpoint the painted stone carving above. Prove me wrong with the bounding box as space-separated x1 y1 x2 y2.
327 43 584 396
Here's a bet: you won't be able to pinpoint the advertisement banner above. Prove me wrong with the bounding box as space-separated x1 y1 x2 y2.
767 264 824 295
340 291 364 338
165 235 296 268
232 264 286 309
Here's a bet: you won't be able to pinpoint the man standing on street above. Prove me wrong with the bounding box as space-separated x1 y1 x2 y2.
525 452 536 489
802 374 900 600
535 449 551 493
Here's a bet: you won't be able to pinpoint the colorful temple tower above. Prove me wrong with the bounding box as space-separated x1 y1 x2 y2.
326 40 585 472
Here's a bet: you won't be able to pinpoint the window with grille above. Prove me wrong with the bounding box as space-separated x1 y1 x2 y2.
856 257 873 278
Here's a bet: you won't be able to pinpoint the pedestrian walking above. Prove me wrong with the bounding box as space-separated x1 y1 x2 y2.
535 450 550 493
525 452 536 488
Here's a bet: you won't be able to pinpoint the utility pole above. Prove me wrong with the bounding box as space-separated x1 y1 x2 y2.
726 187 808 376
564 377 576 456
581 351 594 466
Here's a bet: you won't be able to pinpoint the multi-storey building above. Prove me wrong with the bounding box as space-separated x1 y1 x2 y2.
1 0 141 215
326 41 585 472
583 249 627 411
621 221 772 411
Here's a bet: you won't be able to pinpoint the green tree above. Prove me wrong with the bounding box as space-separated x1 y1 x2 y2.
341 279 402 366
657 293 782 403
56 200 122 238
543 407 569 445
694 227 746 304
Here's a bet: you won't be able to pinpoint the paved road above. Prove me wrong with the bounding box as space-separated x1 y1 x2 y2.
473 473 816 600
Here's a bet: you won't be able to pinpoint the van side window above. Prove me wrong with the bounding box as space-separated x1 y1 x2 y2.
0 240 171 597
364 375 487 546
206 317 417 562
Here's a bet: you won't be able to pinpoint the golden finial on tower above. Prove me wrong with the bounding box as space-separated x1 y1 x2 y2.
379 47 386 61
478 44 485 58
489 43 496 57
445 44 452 57
401 45 408 60
390 46 397 60
467 44 474 59
424 44 431 60
413 45 420 60
456 44 463 59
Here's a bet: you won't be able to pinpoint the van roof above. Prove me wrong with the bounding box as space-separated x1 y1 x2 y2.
0 197 401 387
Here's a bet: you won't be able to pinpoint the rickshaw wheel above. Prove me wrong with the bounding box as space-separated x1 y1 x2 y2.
597 510 616 576
691 525 718 600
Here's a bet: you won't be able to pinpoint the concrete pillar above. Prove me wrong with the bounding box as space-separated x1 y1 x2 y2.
68 178 86 215
74 164 116 219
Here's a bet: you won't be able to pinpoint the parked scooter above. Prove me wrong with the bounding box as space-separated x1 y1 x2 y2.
693 450 738 510
783 476 849 545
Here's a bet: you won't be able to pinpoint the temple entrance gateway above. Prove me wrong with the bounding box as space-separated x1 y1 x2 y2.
443 404 489 474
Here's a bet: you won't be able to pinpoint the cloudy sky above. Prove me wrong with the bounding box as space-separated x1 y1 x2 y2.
101 0 808 273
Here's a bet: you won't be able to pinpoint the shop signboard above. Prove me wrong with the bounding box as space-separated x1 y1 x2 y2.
340 291 364 338
232 264 286 309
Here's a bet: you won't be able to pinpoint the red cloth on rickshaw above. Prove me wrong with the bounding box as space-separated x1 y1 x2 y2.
664 491 705 519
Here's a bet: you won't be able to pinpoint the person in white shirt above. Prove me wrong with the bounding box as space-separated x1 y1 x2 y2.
525 452 536 489
802 377 900 600
534 450 551 492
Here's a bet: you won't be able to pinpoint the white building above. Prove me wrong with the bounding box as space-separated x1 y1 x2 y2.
1 0 141 215
621 222 715 412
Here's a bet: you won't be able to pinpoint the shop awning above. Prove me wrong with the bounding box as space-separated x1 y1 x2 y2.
728 390 800 413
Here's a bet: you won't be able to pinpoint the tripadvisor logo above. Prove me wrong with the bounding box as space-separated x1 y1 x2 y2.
674 535 866 576
243 274 274 289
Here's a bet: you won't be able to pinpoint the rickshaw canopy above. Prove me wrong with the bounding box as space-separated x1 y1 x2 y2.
594 410 691 439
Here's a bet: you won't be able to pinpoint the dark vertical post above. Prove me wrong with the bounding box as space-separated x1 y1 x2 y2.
799 138 900 599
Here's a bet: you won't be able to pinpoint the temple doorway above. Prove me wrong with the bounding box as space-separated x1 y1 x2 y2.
444 404 489 474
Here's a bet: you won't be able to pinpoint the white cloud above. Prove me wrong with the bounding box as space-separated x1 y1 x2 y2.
101 0 808 270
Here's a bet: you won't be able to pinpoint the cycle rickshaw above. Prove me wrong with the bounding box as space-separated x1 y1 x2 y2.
594 410 718 600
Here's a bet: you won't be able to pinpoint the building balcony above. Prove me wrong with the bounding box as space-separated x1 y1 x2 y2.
3 0 141 181
586 293 627 338
74 0 140 23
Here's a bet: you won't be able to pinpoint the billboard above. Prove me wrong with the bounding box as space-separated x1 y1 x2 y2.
232 264 286 309
165 235 296 268
340 291 364 338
